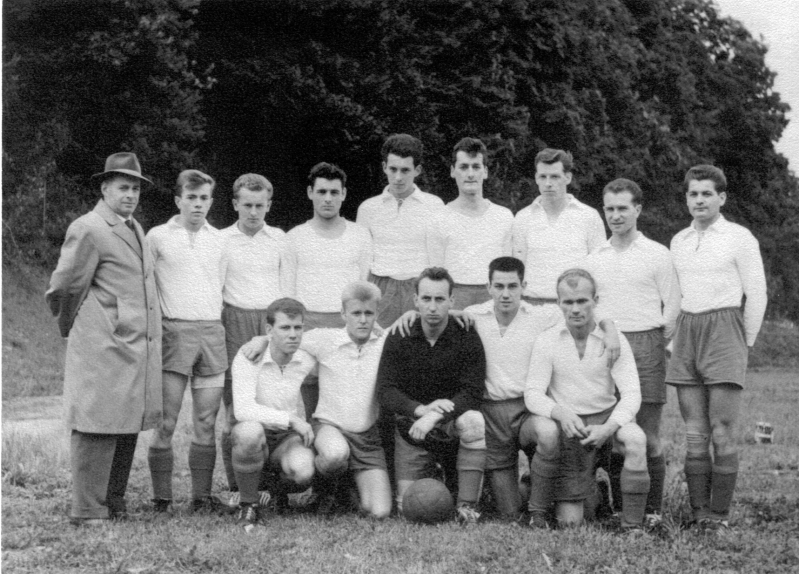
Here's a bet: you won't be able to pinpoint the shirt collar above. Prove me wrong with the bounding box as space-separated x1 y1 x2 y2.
597 231 645 252
558 322 604 340
380 185 423 203
116 214 131 223
689 214 728 234
259 345 303 367
228 222 280 239
530 193 581 210
167 215 212 232
332 327 381 348
469 299 535 317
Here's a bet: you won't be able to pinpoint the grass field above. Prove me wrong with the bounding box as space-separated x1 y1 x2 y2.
3 261 799 572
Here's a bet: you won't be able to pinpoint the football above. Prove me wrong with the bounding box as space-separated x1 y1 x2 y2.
402 478 455 524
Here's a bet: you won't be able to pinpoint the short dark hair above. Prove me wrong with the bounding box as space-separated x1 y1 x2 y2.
603 178 643 205
556 268 597 298
232 173 273 199
535 148 574 173
175 169 215 198
308 162 347 188
451 137 489 167
266 297 306 325
415 267 455 296
684 164 727 194
488 257 525 284
382 134 423 167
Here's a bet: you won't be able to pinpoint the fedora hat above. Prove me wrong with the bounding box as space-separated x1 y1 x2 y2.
92 152 153 184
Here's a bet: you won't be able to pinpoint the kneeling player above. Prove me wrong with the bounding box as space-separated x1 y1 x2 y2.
302 281 392 519
230 298 316 527
377 267 487 524
525 269 649 530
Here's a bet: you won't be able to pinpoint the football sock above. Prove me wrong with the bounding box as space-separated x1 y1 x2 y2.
233 446 265 505
646 455 666 514
148 446 174 501
189 442 217 500
620 467 650 528
221 431 237 491
528 451 558 514
684 452 712 519
710 452 739 520
608 451 625 512
456 445 486 505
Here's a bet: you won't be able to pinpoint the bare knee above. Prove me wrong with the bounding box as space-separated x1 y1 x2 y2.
531 416 560 457
315 447 349 476
283 449 315 486
618 424 647 469
232 421 265 457
456 410 485 446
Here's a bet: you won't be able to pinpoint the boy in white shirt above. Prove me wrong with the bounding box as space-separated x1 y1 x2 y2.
512 149 606 304
525 269 648 530
667 165 767 530
583 178 681 525
357 134 444 327
147 170 229 514
230 298 317 528
219 173 286 499
429 138 513 310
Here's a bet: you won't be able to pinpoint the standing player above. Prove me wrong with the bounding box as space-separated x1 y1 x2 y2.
229 298 317 528
429 138 513 310
667 165 767 529
147 170 229 514
283 162 371 329
219 173 286 500
283 162 372 417
378 267 487 524
46 153 161 525
356 134 444 327
583 178 681 525
513 149 606 304
525 269 649 530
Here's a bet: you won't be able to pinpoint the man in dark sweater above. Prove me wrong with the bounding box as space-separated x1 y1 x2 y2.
377 267 487 524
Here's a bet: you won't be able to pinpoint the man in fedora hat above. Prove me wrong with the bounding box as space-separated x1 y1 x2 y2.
46 152 162 525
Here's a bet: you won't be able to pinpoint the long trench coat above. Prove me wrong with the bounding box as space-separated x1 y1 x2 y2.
46 199 162 433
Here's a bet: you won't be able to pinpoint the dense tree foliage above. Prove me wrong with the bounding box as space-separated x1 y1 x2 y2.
3 0 797 318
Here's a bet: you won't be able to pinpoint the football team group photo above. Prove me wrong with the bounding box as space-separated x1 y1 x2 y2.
46 132 767 536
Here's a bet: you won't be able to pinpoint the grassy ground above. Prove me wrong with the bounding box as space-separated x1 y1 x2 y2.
2 372 798 573
3 260 799 572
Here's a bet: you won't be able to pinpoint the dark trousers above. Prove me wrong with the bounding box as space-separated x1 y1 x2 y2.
70 430 138 519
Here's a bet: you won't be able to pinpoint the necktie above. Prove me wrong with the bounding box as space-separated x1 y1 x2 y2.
397 199 403 211
125 220 141 248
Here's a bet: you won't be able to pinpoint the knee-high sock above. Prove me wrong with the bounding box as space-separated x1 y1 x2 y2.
684 453 712 519
233 447 264 506
456 445 486 505
189 442 216 500
528 451 559 514
620 467 650 528
710 452 739 520
646 455 666 514
106 434 138 513
608 451 625 512
148 446 174 501
221 431 237 492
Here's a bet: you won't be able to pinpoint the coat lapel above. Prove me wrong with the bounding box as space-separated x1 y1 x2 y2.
94 200 143 259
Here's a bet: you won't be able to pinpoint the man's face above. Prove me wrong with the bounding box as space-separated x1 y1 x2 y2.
450 151 487 197
175 183 213 226
383 154 420 197
535 161 572 201
686 179 726 225
415 278 453 328
102 175 141 218
307 178 345 220
342 298 378 345
233 188 271 234
603 191 641 237
267 312 304 357
488 270 525 315
557 277 596 330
